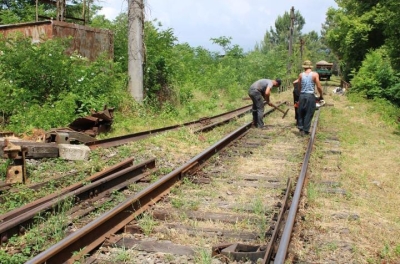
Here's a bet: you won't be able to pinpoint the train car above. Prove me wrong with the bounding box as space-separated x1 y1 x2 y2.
315 60 333 80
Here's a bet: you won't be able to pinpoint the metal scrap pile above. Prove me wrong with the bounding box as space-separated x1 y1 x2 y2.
46 106 114 144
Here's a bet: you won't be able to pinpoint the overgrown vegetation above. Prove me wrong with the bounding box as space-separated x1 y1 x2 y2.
324 0 400 108
0 34 128 133
0 19 288 134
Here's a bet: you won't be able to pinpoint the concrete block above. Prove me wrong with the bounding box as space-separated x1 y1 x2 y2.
58 144 91 161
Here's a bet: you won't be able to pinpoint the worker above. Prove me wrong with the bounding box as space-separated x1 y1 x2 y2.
248 78 282 129
297 60 323 136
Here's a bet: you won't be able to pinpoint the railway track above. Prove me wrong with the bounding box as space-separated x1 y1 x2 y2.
85 103 259 150
1 95 322 263
0 102 280 255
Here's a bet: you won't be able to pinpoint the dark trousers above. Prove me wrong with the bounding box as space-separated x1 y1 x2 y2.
297 93 316 133
293 88 300 124
248 88 264 128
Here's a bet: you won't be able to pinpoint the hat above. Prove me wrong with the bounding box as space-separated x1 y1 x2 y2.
302 60 313 69
275 78 282 87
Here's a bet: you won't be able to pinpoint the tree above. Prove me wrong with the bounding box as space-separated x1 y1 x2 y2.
264 9 305 50
323 0 400 105
323 1 386 79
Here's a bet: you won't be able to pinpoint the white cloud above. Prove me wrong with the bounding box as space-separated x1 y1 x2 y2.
97 6 120 20
97 0 127 20
98 0 337 52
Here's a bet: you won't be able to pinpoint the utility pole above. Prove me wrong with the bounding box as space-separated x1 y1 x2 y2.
36 0 38 21
287 6 295 74
82 0 86 24
300 37 305 71
128 0 144 102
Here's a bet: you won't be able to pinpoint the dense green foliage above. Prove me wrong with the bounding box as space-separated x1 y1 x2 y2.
0 0 101 24
324 0 400 106
350 48 400 104
0 34 128 132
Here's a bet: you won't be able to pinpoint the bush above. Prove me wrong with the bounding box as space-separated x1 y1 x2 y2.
0 34 129 133
350 48 400 105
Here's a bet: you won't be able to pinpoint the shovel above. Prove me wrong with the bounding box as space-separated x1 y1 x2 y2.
268 102 289 119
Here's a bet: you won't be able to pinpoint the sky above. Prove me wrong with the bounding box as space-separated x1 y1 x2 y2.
97 0 338 53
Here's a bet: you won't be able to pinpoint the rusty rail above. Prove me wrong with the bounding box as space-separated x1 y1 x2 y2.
0 157 134 223
274 110 320 263
24 106 281 263
0 158 155 244
262 178 292 263
85 103 285 150
26 119 259 263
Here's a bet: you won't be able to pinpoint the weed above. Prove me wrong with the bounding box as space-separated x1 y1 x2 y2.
324 241 338 251
307 182 318 203
137 213 157 235
395 244 400 256
171 197 184 208
114 246 131 262
252 196 265 216
0 250 29 263
194 248 212 264
164 254 175 262
379 243 390 259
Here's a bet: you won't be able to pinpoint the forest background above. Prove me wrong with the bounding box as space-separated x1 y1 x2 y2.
0 0 399 134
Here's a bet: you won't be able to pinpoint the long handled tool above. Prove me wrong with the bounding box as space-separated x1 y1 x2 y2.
268 102 289 119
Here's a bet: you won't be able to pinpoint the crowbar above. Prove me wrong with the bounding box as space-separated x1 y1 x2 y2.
268 102 289 119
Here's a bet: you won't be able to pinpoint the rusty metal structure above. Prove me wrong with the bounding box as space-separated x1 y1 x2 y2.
2 139 28 184
68 106 115 137
0 20 114 61
45 106 115 144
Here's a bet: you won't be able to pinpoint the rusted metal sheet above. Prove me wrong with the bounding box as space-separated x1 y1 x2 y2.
0 20 113 61
0 21 52 43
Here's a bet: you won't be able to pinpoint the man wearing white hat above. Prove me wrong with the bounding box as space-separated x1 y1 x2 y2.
297 60 323 136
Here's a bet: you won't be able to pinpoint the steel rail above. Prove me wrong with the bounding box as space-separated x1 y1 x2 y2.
0 159 155 244
85 102 285 150
85 104 254 149
273 110 321 263
0 157 135 223
26 119 263 263
262 178 292 263
25 106 280 263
